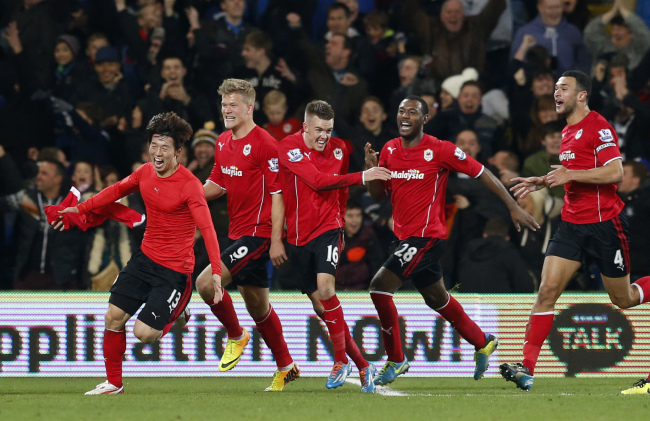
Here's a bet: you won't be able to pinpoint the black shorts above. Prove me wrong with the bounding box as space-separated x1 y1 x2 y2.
285 229 342 295
546 213 630 278
109 250 192 330
382 237 445 288
222 236 271 288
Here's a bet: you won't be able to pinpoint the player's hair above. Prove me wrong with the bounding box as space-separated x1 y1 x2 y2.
623 161 649 183
263 90 288 108
39 158 66 178
561 70 592 100
541 120 565 138
328 2 350 18
483 217 509 239
218 78 256 106
305 100 335 121
363 10 389 29
403 95 429 115
244 30 273 54
145 112 193 150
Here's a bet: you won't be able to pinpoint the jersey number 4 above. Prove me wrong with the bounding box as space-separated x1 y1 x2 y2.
614 249 624 269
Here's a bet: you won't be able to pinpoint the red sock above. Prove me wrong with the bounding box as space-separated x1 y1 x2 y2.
370 291 404 362
633 276 650 304
343 320 368 369
103 329 126 388
320 295 348 364
205 289 243 338
521 312 554 375
436 294 486 350
254 305 293 369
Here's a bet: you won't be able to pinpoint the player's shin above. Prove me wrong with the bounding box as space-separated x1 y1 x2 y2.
521 312 555 374
205 289 243 338
103 329 126 388
254 304 293 369
370 291 404 362
436 294 486 349
320 295 348 363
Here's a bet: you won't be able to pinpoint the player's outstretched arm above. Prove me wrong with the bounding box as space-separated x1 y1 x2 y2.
51 206 80 230
546 159 623 187
510 175 547 199
203 180 225 200
480 168 540 232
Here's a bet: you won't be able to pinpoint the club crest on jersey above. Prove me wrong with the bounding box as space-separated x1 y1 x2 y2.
424 149 433 161
333 148 343 160
559 150 575 161
268 158 279 172
287 148 303 162
391 169 424 180
454 147 466 161
575 129 583 139
243 144 251 156
598 128 614 142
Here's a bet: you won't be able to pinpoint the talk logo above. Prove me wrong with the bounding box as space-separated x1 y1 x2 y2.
548 304 634 377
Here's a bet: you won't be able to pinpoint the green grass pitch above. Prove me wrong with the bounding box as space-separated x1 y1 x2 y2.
1 377 648 421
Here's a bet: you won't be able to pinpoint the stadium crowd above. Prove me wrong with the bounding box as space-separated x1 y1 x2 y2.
1 0 650 293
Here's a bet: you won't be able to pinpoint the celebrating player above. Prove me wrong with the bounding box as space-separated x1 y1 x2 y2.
500 70 650 393
364 95 539 386
55 112 222 395
278 100 391 393
195 79 299 391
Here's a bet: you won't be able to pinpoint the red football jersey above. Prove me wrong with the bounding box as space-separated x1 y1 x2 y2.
207 126 281 240
78 163 221 275
279 130 363 246
265 117 302 141
379 134 484 240
559 111 624 224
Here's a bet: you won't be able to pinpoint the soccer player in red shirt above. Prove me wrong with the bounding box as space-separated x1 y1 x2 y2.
194 79 299 391
279 100 391 393
55 112 223 394
364 95 539 386
501 70 650 393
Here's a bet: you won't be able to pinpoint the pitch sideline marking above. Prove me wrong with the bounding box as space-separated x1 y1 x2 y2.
345 378 410 396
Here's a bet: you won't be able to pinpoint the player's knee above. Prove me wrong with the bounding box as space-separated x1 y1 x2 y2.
537 282 562 303
610 294 635 309
133 325 160 344
195 274 213 300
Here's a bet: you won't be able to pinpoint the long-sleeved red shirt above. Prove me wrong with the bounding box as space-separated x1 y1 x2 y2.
279 131 363 246
78 163 221 275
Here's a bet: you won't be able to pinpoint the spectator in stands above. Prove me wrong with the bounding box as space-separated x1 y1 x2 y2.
522 120 565 199
521 94 560 158
402 0 506 85
561 0 591 32
1 159 87 290
510 0 591 75
426 80 502 157
336 200 384 291
238 30 306 125
584 0 650 72
389 56 437 121
363 10 400 104
263 90 301 141
287 14 368 126
335 96 398 172
457 217 534 293
515 189 562 284
618 161 650 281
187 127 217 183
52 35 86 102
489 150 520 188
136 56 213 131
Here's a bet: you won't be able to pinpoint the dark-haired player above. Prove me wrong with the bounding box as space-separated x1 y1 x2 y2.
56 112 222 395
279 100 391 393
195 78 300 392
364 95 539 386
500 70 650 393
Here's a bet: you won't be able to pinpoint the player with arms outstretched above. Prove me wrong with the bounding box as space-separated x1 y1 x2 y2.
364 95 539 386
195 79 299 391
55 112 222 394
278 100 391 393
500 70 650 393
